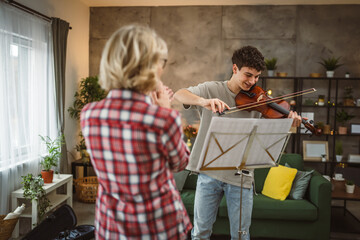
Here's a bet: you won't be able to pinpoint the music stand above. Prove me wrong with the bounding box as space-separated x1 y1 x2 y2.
197 117 293 239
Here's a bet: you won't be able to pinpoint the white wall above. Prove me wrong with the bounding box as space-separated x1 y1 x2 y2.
17 0 89 166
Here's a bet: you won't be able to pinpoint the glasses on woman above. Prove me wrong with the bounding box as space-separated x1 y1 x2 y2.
161 58 168 69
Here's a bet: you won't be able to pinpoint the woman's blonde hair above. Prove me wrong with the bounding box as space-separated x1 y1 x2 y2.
99 25 168 93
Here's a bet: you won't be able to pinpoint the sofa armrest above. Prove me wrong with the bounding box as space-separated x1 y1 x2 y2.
308 171 331 207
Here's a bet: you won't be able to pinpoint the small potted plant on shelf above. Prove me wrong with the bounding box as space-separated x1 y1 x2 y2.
318 56 343 78
315 121 324 135
343 86 355 106
265 58 277 77
21 173 51 223
345 180 355 194
39 135 64 183
335 109 355 134
335 140 343 162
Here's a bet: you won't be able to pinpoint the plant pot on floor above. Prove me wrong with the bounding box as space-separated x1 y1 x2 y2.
41 170 54 183
346 184 355 194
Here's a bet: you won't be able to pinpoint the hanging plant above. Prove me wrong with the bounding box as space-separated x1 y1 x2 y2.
21 173 51 223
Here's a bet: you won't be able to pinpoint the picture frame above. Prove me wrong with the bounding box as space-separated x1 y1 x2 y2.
350 123 360 135
303 140 329 161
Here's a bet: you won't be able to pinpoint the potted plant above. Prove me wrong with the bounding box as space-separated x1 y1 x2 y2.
345 180 355 194
39 135 64 183
68 76 106 159
335 140 343 162
335 109 355 134
265 58 277 77
315 121 324 135
318 56 343 78
68 76 107 120
21 173 51 223
76 133 90 164
343 86 355 106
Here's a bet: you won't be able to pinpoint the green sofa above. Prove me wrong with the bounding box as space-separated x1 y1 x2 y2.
180 154 332 240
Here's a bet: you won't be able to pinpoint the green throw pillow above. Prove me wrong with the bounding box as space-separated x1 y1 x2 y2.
285 163 314 200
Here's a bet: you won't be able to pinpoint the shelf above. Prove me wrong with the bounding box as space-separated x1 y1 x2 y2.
20 194 71 218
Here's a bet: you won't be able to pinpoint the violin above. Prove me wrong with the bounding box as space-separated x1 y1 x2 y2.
220 85 320 136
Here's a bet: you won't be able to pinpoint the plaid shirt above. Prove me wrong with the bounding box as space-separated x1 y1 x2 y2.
80 89 191 240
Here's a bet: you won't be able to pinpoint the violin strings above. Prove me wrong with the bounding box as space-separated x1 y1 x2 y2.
222 88 316 115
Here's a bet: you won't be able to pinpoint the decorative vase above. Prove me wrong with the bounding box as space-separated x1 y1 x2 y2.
336 155 342 162
323 125 331 134
267 70 274 77
41 170 54 183
346 184 355 194
338 126 347 135
343 98 355 106
326 71 334 78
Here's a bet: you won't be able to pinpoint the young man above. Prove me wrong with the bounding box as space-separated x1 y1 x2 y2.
174 46 301 240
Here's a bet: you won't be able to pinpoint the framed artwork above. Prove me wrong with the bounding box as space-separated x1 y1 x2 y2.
303 141 329 161
350 123 360 135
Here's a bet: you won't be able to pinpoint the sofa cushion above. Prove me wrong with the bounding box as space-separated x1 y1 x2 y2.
285 163 314 200
279 153 304 170
252 194 318 221
182 172 198 190
218 196 227 217
262 165 297 200
181 189 195 215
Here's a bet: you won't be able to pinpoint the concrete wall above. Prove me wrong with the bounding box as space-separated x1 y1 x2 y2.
17 0 89 162
89 5 360 88
89 5 360 156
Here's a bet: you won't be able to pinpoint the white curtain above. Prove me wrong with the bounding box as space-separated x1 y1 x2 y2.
0 2 58 214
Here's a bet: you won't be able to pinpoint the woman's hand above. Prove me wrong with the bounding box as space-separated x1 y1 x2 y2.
150 83 173 109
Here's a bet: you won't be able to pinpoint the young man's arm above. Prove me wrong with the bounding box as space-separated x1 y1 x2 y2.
174 89 230 113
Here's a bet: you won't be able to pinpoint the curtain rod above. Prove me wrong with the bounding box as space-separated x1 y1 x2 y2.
5 0 72 29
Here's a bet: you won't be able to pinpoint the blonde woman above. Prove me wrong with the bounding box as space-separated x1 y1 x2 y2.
81 25 191 240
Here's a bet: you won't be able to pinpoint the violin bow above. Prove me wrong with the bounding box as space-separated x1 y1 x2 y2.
220 88 317 115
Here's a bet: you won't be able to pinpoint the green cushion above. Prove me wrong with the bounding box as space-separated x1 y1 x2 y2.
180 189 195 215
286 163 314 200
252 194 318 221
218 196 227 217
182 173 198 190
254 168 269 193
279 153 304 170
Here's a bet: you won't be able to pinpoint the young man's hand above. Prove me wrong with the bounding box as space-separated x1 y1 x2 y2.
200 98 230 113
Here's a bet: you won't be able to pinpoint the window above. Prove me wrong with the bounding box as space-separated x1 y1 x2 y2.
0 3 57 171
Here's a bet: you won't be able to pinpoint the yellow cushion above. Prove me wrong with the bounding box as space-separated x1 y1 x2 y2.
262 165 297 201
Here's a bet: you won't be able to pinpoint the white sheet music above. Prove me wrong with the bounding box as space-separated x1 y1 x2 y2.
196 118 293 171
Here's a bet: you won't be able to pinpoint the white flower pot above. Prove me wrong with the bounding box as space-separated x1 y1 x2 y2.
336 155 342 162
326 71 334 78
346 184 355 194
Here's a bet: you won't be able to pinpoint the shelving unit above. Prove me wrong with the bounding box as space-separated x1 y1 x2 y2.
11 174 73 238
260 76 360 176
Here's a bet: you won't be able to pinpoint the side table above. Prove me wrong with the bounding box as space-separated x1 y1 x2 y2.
331 179 360 219
11 174 73 238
